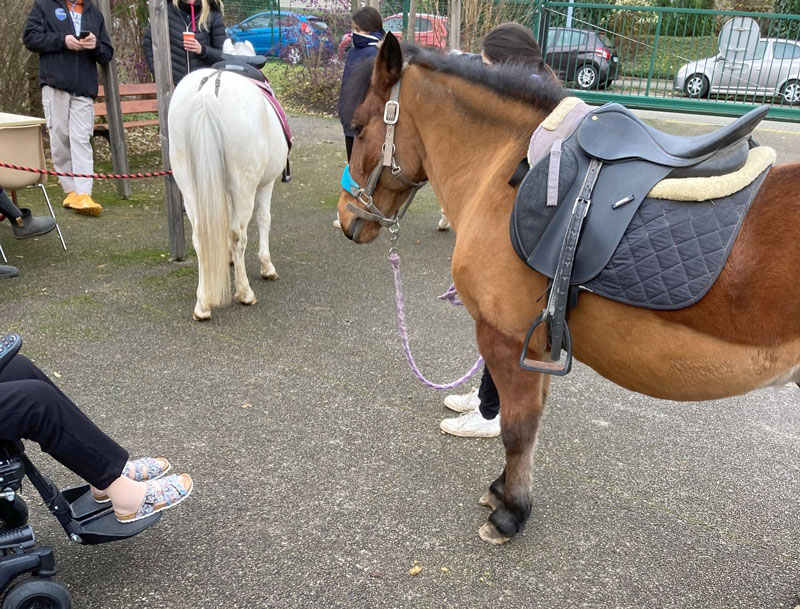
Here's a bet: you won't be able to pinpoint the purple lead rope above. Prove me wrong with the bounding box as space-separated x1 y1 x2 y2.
389 252 484 390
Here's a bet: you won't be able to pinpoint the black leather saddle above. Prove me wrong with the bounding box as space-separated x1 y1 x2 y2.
510 103 770 375
578 103 767 167
211 53 268 82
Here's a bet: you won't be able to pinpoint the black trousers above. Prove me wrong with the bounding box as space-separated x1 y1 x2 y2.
478 366 500 420
0 187 22 221
0 355 128 489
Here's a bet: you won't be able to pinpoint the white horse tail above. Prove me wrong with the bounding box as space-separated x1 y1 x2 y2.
185 90 231 308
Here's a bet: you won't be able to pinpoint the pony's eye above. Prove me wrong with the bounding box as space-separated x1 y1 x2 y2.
353 124 364 137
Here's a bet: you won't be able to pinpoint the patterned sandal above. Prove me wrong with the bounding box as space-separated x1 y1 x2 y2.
93 457 171 503
115 474 193 523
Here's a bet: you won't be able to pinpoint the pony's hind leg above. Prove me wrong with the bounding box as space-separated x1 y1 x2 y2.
475 322 550 545
191 230 212 321
229 192 257 306
255 181 278 280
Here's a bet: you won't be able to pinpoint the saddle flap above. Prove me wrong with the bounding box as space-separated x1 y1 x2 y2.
524 154 673 284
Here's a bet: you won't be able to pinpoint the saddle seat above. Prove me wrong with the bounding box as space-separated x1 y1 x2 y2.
578 103 769 169
211 53 268 82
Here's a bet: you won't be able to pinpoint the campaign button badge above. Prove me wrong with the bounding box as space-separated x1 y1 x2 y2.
55 7 67 20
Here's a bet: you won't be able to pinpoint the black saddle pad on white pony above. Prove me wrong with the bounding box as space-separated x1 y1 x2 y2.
510 132 772 310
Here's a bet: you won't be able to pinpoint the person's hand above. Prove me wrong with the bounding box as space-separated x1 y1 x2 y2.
183 37 203 54
65 35 83 51
80 32 97 50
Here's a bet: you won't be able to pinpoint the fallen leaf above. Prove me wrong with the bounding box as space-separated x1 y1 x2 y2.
242 403 252 409
441 567 449 573
53 371 62 378
409 566 422 576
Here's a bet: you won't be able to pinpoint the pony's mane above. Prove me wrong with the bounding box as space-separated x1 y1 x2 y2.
404 44 567 112
340 42 567 120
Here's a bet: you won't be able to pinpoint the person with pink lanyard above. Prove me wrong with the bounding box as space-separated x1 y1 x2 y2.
143 0 226 86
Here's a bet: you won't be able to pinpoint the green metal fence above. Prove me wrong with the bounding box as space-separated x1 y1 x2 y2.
535 1 800 121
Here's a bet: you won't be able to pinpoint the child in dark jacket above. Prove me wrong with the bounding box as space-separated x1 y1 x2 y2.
334 7 384 228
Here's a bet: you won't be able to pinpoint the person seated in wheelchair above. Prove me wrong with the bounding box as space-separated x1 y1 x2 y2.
0 349 193 522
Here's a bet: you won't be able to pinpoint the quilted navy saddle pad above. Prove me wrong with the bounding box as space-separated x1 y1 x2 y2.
511 148 771 311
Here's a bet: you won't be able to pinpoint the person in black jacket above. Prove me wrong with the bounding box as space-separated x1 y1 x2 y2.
333 6 384 228
23 0 113 217
143 0 226 86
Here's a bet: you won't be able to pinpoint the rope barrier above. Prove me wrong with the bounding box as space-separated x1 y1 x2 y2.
0 161 171 180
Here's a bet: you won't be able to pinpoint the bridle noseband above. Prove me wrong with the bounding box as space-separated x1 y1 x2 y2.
340 77 427 244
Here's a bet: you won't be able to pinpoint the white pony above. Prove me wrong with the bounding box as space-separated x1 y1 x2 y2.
168 40 289 321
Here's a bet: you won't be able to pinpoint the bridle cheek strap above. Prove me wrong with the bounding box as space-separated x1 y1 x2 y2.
343 78 427 229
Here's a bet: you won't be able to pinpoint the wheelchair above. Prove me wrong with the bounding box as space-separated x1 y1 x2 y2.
1 334 161 609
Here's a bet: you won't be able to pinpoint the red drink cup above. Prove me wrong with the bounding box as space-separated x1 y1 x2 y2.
183 31 195 45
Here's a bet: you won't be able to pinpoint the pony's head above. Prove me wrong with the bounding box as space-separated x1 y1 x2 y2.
337 33 566 244
337 34 427 244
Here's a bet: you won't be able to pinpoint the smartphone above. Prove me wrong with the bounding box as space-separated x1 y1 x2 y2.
79 30 91 39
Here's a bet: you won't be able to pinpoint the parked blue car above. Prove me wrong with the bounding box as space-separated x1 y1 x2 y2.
226 11 333 64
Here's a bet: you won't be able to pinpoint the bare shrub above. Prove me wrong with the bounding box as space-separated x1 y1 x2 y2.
0 0 39 115
459 0 537 52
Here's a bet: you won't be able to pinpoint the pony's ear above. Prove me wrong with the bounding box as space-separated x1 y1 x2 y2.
371 33 403 94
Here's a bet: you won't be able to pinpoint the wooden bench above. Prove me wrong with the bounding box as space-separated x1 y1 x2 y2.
93 83 159 139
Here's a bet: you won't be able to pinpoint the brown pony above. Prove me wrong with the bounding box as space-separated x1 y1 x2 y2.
337 34 800 545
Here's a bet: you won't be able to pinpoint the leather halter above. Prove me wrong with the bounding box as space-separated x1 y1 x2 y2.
341 77 427 239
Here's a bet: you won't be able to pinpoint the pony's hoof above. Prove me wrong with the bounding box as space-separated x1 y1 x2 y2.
261 270 279 281
478 521 511 545
236 293 257 306
479 491 502 510
193 310 211 321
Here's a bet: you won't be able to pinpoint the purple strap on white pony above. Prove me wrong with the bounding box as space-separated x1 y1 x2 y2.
248 78 293 151
389 252 483 390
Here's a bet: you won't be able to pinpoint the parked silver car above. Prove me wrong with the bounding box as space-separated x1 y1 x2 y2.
674 37 800 104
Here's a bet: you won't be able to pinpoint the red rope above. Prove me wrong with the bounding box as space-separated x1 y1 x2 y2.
0 161 172 179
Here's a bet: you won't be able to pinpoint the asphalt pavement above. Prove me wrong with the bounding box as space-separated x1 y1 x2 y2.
0 108 798 609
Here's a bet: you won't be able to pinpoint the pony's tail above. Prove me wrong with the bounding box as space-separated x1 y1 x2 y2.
185 90 231 308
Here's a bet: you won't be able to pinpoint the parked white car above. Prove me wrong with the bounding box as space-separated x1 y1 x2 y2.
674 37 800 105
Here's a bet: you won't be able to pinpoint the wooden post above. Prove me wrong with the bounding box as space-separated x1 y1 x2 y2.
406 0 417 41
350 0 358 13
448 0 461 50
96 0 130 197
148 0 186 260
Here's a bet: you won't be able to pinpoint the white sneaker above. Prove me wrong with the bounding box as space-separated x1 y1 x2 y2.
443 388 480 413
440 409 500 438
437 212 451 231
332 218 341 228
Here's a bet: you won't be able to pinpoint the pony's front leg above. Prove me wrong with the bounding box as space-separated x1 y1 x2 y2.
255 181 279 280
475 322 550 545
230 204 256 306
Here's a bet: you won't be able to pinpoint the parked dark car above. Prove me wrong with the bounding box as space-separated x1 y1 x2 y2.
227 11 333 64
544 27 619 90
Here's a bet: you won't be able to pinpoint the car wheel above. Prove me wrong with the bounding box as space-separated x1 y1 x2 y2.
684 73 709 98
780 79 800 105
575 64 599 90
285 46 302 65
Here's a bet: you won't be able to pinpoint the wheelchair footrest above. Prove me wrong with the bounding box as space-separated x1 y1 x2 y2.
59 483 162 545
62 484 108 520
73 509 162 545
